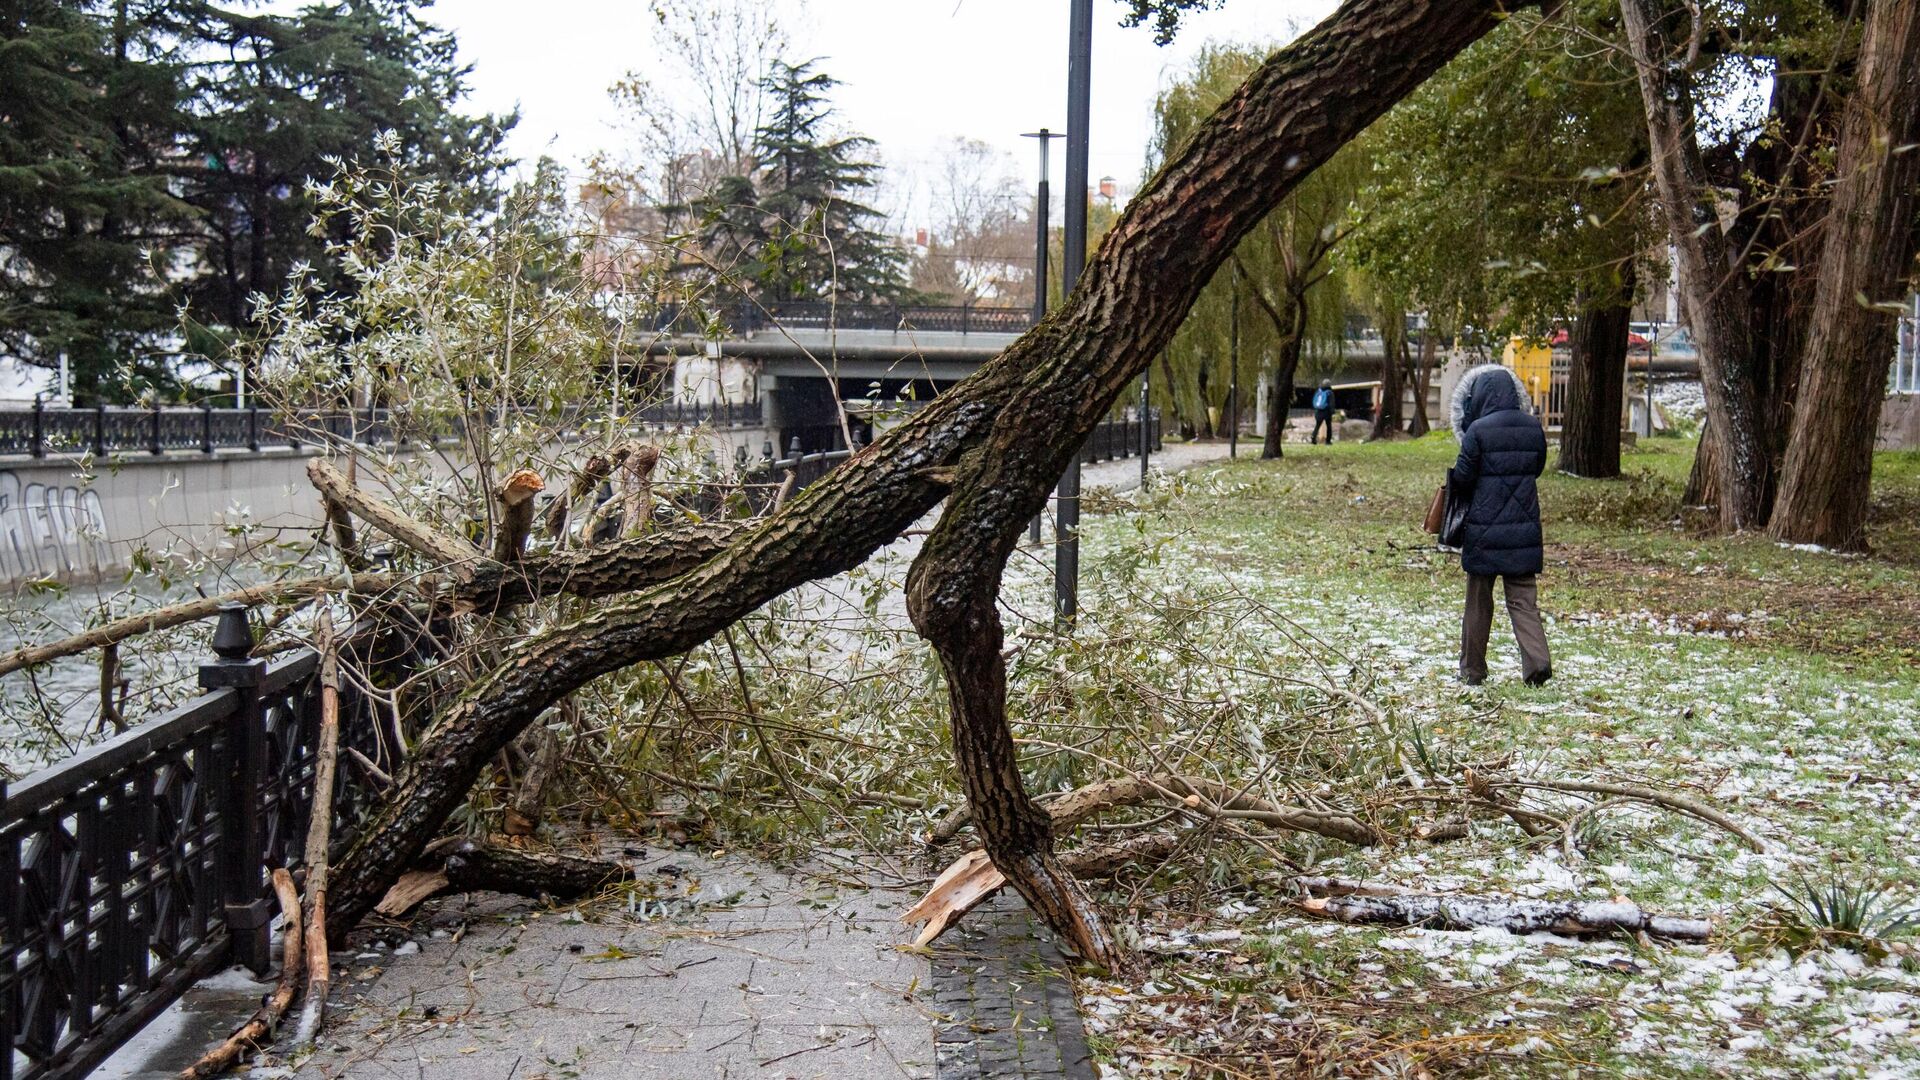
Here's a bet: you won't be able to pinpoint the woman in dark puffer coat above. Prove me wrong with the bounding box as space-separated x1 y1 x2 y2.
1448 364 1551 686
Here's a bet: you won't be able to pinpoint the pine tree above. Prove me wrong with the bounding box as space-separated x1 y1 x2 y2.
746 60 905 305
0 0 196 401
176 0 514 346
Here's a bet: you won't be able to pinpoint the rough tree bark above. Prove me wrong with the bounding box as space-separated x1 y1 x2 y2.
1408 328 1436 437
1619 0 1773 529
322 0 1516 959
1768 0 1920 551
1368 311 1407 441
1560 267 1636 479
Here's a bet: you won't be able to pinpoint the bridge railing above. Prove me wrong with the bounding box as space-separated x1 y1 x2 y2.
0 400 769 459
650 301 1032 338
0 605 386 1080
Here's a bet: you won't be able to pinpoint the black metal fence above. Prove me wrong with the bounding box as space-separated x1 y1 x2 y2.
651 301 1032 337
0 400 769 459
1077 412 1162 466
0 605 366 1080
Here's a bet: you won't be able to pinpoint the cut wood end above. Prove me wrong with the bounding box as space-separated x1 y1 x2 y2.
374 870 450 918
1299 897 1329 912
498 470 546 505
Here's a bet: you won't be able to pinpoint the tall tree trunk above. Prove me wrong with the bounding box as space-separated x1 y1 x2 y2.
1263 316 1306 460
1369 312 1405 441
1560 267 1636 479
1408 328 1436 437
1620 0 1772 530
1195 355 1215 439
1769 0 1920 551
322 0 1514 959
1685 427 1720 508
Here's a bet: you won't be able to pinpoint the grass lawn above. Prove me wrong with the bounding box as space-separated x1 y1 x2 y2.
1064 434 1920 1077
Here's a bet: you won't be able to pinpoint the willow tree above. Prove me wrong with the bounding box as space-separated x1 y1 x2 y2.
1347 0 1654 467
1149 44 1362 455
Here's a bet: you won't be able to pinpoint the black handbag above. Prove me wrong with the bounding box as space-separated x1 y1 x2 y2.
1440 472 1470 548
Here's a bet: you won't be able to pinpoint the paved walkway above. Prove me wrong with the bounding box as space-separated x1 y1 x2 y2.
298 852 936 1079
104 442 1244 1080
1081 438 1237 495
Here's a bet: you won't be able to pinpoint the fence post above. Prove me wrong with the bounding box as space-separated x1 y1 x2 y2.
94 403 107 456
199 602 272 976
201 402 214 453
30 397 44 458
0 777 14 1080
148 403 162 455
247 405 260 452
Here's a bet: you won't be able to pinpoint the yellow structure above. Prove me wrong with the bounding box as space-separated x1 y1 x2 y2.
1502 336 1553 401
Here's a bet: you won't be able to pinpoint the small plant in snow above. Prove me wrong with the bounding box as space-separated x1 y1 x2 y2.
1758 873 1920 959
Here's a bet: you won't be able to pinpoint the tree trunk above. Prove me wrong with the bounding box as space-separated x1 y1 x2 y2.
1263 322 1306 459
1560 268 1635 479
1408 328 1436 437
1620 0 1777 530
1369 312 1405 440
323 0 1514 953
1685 426 1720 508
1768 0 1920 551
1195 355 1215 439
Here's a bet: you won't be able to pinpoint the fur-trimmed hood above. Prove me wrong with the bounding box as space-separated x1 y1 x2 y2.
1450 363 1532 435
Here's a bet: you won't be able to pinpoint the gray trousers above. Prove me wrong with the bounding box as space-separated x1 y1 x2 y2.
1461 573 1550 681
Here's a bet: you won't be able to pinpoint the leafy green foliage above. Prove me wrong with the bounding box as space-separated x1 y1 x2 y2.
1146 43 1364 434
1346 2 1656 339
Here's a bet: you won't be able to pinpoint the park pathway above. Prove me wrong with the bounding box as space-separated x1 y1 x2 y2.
100 440 1243 1080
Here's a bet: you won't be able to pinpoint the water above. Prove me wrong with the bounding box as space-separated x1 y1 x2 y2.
0 573 240 777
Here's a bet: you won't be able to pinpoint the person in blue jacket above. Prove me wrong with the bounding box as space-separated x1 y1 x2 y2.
1311 379 1335 445
1448 364 1551 686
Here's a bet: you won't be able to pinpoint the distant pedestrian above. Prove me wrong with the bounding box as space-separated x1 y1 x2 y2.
1448 364 1551 687
1311 379 1335 445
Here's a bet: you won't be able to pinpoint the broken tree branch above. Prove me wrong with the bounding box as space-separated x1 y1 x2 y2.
307 458 487 576
294 611 341 1048
1298 889 1713 941
181 868 304 1079
1495 777 1766 853
372 839 631 918
0 573 398 678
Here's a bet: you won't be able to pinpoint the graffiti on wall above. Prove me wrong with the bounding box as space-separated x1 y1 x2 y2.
0 471 114 582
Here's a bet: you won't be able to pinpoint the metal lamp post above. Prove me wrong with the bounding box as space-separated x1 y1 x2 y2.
1055 0 1092 628
1024 128 1062 546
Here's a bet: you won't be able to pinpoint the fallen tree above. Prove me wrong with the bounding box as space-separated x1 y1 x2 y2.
307 1 1518 970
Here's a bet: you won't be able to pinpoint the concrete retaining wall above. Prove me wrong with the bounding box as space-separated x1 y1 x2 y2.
0 423 782 586
0 449 327 585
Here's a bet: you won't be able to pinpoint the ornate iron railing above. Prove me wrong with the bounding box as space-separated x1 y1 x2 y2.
0 400 771 459
0 607 366 1080
651 301 1033 338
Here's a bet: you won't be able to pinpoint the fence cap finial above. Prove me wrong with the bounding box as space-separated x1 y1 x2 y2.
211 602 252 661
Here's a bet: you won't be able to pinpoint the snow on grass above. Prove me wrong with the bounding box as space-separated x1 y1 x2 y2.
1051 454 1920 1076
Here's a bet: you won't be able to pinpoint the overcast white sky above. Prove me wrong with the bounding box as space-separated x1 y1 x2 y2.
432 0 1335 224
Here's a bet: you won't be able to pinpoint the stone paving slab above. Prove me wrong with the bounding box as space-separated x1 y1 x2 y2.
929 893 1096 1080
298 852 938 1079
